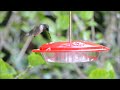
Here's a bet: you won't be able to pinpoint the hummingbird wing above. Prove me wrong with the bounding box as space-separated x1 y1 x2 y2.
26 28 35 36
41 30 52 42
26 26 38 36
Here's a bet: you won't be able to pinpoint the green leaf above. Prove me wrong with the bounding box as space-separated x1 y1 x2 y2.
0 11 7 23
84 65 97 75
37 12 46 21
82 30 91 40
89 62 116 79
20 11 37 19
79 30 91 40
56 12 69 31
79 11 94 21
86 20 98 27
52 11 61 17
89 68 109 79
0 59 17 79
27 52 46 67
104 61 116 79
96 33 103 39
0 74 14 79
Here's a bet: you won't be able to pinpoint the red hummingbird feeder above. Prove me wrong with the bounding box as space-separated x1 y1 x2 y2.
32 11 110 63
32 41 110 63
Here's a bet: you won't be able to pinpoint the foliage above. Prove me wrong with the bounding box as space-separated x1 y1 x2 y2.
79 11 94 21
0 11 119 79
89 62 116 79
0 59 17 79
27 52 46 67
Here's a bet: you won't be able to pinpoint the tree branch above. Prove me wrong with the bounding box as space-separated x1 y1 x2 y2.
14 65 33 79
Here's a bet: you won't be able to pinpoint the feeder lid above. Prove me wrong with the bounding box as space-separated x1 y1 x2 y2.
32 41 110 52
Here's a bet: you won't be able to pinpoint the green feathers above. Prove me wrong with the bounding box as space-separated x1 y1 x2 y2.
41 30 52 42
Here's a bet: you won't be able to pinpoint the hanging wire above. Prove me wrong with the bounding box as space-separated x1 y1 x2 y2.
91 14 95 41
69 11 72 42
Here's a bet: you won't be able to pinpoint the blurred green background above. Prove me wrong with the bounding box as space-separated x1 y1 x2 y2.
0 11 119 79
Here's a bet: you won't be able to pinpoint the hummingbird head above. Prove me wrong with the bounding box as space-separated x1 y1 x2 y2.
39 24 49 32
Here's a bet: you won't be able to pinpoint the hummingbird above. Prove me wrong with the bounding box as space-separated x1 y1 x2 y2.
26 24 51 42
